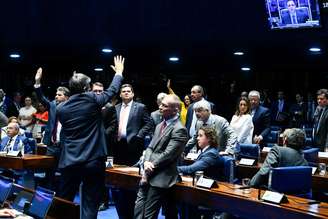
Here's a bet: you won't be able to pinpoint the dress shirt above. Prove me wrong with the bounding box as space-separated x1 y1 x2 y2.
118 100 133 139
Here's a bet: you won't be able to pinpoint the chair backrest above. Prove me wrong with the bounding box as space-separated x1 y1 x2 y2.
27 138 36 154
238 144 260 160
303 147 319 164
216 156 235 183
265 130 280 144
269 166 312 198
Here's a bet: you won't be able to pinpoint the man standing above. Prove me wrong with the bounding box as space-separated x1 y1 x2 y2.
134 94 188 219
34 68 70 190
115 84 153 166
313 89 328 151
185 85 215 138
56 55 124 219
248 90 271 145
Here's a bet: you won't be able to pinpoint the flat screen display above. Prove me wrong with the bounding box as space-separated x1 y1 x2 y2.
265 0 321 29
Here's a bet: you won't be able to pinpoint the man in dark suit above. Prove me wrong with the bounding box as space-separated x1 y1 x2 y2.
185 85 215 138
34 67 70 190
271 91 289 128
248 90 271 145
250 128 308 187
281 0 309 25
313 89 328 151
113 83 153 219
114 84 153 166
56 55 124 219
134 94 188 219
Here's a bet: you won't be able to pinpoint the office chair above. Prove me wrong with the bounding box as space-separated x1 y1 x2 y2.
303 147 319 166
268 166 312 198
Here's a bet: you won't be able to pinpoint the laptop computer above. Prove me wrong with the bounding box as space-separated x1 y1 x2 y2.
0 175 14 207
8 186 55 219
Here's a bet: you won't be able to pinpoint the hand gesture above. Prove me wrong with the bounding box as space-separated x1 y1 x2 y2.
110 55 125 75
167 79 171 89
35 67 43 85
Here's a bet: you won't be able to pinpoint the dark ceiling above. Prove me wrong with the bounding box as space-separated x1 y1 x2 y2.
0 0 328 100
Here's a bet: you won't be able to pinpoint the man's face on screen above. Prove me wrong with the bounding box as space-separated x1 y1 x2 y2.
287 1 296 13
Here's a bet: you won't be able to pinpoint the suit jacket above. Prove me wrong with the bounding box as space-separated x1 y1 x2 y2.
185 100 216 136
151 109 162 126
185 114 238 155
57 75 122 168
115 101 153 143
35 87 57 146
178 147 219 180
0 135 32 154
250 145 308 187
313 107 328 151
252 105 270 139
271 100 289 126
144 118 188 188
281 10 309 25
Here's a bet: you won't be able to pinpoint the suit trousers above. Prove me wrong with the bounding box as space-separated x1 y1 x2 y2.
58 158 105 219
44 144 61 191
134 184 178 219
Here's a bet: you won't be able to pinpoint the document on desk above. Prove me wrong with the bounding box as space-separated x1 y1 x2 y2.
319 152 328 158
181 176 193 182
115 167 139 173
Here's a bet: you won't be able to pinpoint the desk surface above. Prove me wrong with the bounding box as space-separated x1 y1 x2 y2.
0 154 55 169
106 166 328 219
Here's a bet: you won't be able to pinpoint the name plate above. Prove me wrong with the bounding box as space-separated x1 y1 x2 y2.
0 151 7 156
7 150 21 157
312 167 317 175
262 147 272 152
186 153 199 160
319 152 328 158
261 191 286 204
239 158 255 166
196 176 216 189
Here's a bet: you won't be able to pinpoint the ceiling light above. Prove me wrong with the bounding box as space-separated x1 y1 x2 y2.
102 48 112 53
169 57 179 62
234 51 244 56
309 47 321 52
94 68 103 72
9 53 20 58
241 67 251 71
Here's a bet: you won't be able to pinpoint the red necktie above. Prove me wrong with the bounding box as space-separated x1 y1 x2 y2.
160 121 167 135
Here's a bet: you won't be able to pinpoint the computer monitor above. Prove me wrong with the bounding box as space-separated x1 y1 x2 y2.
26 186 55 219
0 175 14 207
265 0 321 29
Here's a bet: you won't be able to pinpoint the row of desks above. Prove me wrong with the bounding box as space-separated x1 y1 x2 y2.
106 166 328 219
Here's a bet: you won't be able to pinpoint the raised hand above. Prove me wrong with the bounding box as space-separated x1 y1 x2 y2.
110 55 125 75
35 67 43 85
167 79 171 89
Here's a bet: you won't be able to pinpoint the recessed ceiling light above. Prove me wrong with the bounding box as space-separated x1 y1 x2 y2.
169 57 179 62
102 48 112 53
234 51 244 56
9 53 20 58
94 68 103 72
241 67 251 71
309 47 321 52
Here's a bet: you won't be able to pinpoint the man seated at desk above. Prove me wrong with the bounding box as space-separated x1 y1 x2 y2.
0 122 32 155
178 126 220 179
250 128 308 187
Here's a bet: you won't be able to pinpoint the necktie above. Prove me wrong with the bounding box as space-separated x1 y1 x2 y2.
160 121 167 135
292 14 297 24
118 104 129 140
5 138 13 152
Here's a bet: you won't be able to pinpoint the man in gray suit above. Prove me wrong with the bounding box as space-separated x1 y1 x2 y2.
150 92 167 126
313 88 328 151
250 128 308 187
134 94 188 219
184 99 238 156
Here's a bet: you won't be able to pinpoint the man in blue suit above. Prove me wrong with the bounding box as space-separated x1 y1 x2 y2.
0 122 32 154
34 67 70 190
56 55 124 219
248 90 271 145
281 0 309 25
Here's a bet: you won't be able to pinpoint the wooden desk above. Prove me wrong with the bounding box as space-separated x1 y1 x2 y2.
13 184 79 219
0 154 55 169
236 162 328 192
106 167 328 219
